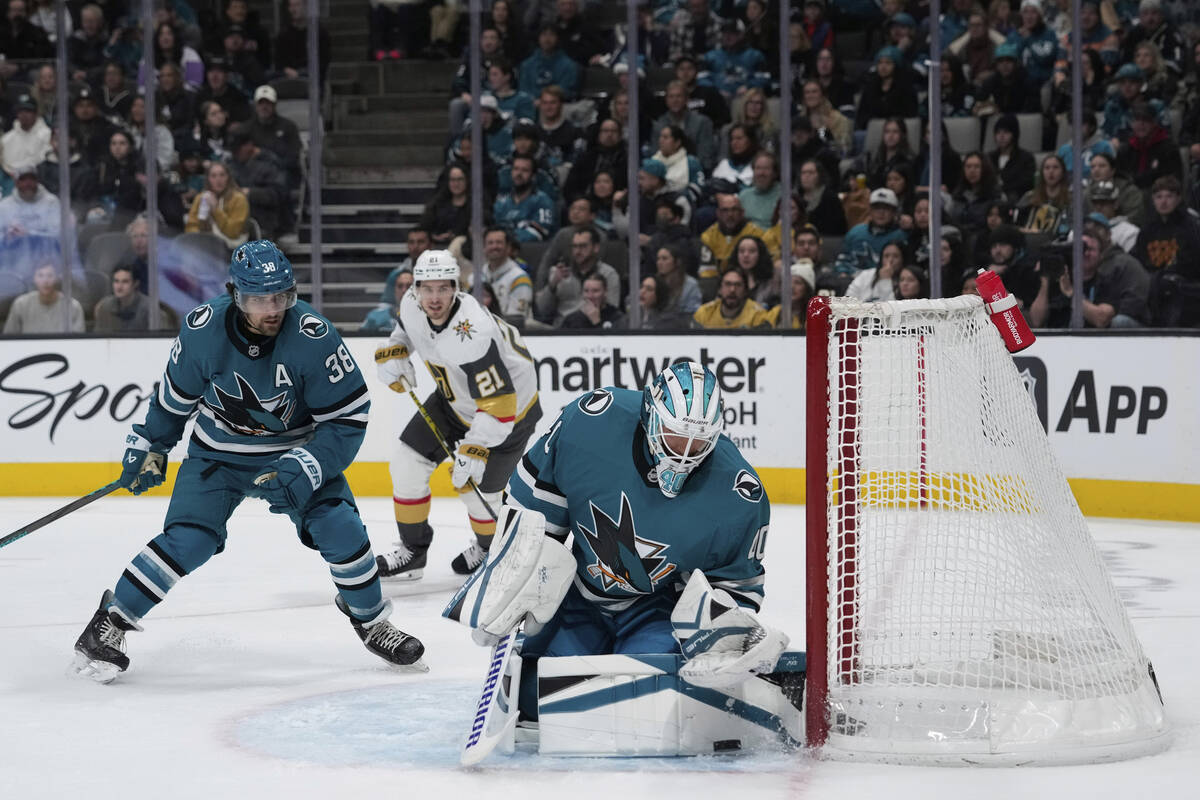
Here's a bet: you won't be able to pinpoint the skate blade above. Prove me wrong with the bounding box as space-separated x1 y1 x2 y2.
380 568 424 582
71 651 123 684
387 656 430 674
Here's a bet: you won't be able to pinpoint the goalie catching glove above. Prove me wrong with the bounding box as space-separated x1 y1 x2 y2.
374 343 416 393
443 505 575 645
670 570 788 690
119 433 167 495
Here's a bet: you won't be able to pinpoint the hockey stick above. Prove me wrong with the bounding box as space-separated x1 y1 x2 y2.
0 479 122 550
461 627 523 766
400 377 498 520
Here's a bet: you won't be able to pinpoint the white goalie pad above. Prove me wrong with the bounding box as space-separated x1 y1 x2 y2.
443 505 575 638
670 570 789 690
536 653 806 756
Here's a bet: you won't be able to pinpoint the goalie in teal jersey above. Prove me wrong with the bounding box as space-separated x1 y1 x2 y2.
72 240 426 684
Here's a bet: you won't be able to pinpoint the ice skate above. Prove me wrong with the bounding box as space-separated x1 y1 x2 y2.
376 540 426 581
451 540 488 575
72 590 138 684
336 595 428 672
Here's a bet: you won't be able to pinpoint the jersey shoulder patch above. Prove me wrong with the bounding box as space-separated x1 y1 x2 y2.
578 388 615 416
732 468 764 503
186 304 214 330
298 312 329 339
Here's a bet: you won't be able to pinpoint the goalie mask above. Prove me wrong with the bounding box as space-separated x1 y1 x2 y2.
229 240 297 313
641 361 724 498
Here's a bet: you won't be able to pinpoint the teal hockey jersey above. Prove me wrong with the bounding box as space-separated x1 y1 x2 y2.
136 294 370 477
507 387 769 613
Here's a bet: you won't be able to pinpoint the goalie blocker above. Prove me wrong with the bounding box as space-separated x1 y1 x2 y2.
444 508 803 758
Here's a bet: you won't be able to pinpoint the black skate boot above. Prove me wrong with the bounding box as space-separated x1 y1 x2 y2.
451 539 489 575
72 590 139 684
335 595 428 672
376 540 427 581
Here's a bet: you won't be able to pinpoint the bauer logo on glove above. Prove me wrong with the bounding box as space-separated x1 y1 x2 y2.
452 443 489 492
374 342 416 393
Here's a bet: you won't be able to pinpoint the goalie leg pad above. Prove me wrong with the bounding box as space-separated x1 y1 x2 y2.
442 505 575 638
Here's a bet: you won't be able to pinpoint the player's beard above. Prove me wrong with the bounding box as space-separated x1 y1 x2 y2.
243 312 283 337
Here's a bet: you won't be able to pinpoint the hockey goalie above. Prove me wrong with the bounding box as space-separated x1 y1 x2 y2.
444 362 804 761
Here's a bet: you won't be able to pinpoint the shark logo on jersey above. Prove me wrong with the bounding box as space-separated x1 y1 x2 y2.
453 318 476 341
577 492 675 594
733 469 763 503
579 388 613 416
299 313 328 339
186 304 213 330
210 372 295 435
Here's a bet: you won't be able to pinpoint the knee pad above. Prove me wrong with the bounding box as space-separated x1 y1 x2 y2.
390 441 437 498
462 489 503 539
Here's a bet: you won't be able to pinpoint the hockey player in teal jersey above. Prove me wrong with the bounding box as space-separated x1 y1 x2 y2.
72 240 425 684
446 361 787 725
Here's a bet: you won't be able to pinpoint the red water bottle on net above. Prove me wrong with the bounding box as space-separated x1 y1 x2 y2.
976 268 1036 353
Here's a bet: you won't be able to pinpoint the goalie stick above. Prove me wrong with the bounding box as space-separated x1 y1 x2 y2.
0 479 122 550
461 627 523 766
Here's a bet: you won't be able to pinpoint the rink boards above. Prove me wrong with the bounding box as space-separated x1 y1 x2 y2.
0 331 1195 521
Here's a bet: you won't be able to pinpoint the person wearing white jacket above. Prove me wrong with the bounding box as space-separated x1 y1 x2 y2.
846 240 904 302
1 96 51 179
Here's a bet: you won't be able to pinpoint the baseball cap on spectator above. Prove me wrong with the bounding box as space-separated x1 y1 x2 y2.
1088 180 1119 202
15 94 36 112
875 46 903 65
1020 0 1043 12
869 188 899 208
640 158 667 180
253 85 277 104
512 119 540 140
74 87 96 104
790 259 816 293
720 18 745 34
1130 101 1157 121
15 163 38 178
994 113 1020 138
994 42 1020 61
1086 212 1111 229
888 12 916 29
478 94 500 112
1114 63 1143 82
674 54 697 68
208 56 229 72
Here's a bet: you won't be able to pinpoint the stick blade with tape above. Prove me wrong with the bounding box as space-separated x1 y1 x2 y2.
461 630 523 766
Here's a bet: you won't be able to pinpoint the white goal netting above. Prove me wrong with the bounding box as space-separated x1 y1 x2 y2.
810 296 1168 765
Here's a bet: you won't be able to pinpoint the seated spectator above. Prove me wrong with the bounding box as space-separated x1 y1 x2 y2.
989 113 1037 203
1050 48 1107 118
765 259 815 330
28 0 67 45
535 85 584 169
670 54 730 129
974 42 1038 115
153 22 204 88
92 129 142 227
185 161 249 249
537 200 598 282
650 124 704 206
809 47 856 113
798 79 853 157
487 58 535 124
731 234 775 306
1007 0 1059 93
195 58 251 125
487 0 530 63
493 154 556 243
644 194 697 274
1089 150 1144 225
92 264 177 332
534 226 620 325
839 187 908 273
469 95 515 166
730 86 780 154
1102 64 1165 144
1017 153 1071 233
692 263 771 329
613 158 675 242
169 137 207 214
700 192 766 279
887 164 918 223
2 95 50 180
247 85 301 191
1056 109 1110 182
983 223 1041 308
636 273 683 330
915 118 964 193
1055 1 1120 73
654 243 702 316
952 151 1005 231
924 52 976 120
519 24 580 101
560 272 625 330
0 0 53 61
218 23 267 98
2 262 83 333
1087 180 1140 252
502 120 557 197
1120 0 1186 76
1116 101 1183 191
71 87 118 165
276 0 330 81
948 10 1006 83
587 172 617 237
564 118 626 201
420 165 475 246
447 27 503 138
126 96 175 173
552 0 607 67
651 81 717 173
739 151 780 230
227 125 290 238
668 0 722 64
360 264 414 333
847 240 905 301
1133 40 1177 103
856 117 913 191
854 47 918 132
0 165 62 243
155 62 197 134
697 18 769 101
789 115 840 190
98 60 135 126
208 0 271 70
1042 227 1151 327
178 100 233 164
1134 175 1200 310
480 226 533 321
68 3 108 82
711 124 759 192
799 1 833 53
895 264 930 299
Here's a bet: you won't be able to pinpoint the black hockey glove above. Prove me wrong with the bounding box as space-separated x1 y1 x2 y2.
119 433 167 495
252 448 322 514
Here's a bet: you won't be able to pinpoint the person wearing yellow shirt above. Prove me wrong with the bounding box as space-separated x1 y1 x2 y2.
692 264 772 329
699 192 765 280
185 162 250 249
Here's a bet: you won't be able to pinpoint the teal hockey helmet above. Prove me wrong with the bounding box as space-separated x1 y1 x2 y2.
641 361 724 498
230 240 296 312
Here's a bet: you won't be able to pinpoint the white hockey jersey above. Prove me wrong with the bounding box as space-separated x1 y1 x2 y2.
388 290 540 442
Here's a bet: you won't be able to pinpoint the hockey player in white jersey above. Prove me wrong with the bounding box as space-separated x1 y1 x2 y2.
374 249 541 579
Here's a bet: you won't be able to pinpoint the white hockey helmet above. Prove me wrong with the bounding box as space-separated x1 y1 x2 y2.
641 361 725 498
413 249 461 289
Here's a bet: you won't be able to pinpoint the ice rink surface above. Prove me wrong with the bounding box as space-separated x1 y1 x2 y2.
1 496 1197 800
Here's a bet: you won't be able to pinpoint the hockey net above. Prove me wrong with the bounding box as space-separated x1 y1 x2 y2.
804 295 1168 765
